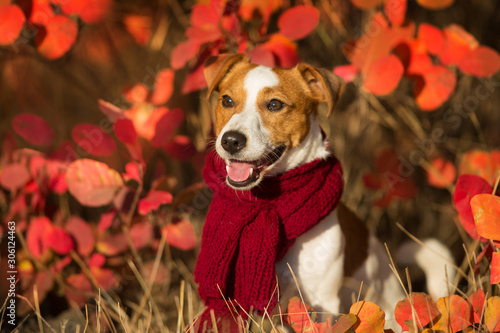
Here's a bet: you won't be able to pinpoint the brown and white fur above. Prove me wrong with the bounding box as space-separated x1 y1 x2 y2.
203 54 455 329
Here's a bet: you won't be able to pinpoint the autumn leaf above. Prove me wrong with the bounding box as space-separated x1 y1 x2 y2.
418 23 445 55
151 108 185 147
171 40 200 69
96 233 128 256
431 295 471 333
395 293 440 331
36 15 78 60
492 253 500 285
349 0 384 10
458 46 500 78
164 135 196 161
57 0 112 23
0 163 31 191
66 159 124 207
123 83 149 104
426 158 456 188
161 219 197 250
363 55 404 95
12 113 55 146
287 296 315 332
384 0 407 27
484 296 500 332
150 68 175 106
0 4 25 45
350 301 385 333
277 5 319 40
459 149 500 186
46 226 74 255
468 289 486 323
333 65 359 83
471 194 500 241
129 221 154 249
72 123 117 156
414 65 456 111
65 216 95 257
26 216 53 258
114 118 138 144
138 190 173 215
439 24 478 66
123 14 152 46
416 0 454 10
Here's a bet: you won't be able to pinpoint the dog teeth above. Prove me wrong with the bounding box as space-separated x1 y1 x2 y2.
226 165 230 174
249 168 253 177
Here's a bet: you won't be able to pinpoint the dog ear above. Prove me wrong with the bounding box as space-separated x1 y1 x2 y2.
204 53 249 100
295 64 345 117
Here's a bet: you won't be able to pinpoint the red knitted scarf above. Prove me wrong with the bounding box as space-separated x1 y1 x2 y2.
194 151 343 330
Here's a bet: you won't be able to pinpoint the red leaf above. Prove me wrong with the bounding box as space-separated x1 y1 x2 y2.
151 68 175 106
426 158 456 188
36 15 78 60
395 293 440 331
471 194 500 241
125 105 166 140
418 23 444 55
397 40 433 75
414 65 456 111
459 150 500 185
98 99 126 123
123 83 149 104
58 0 111 23
247 44 275 67
278 5 319 41
191 3 219 27
431 295 471 333
130 221 154 249
453 174 492 240
151 108 184 147
26 216 52 258
349 301 385 333
123 14 152 46
363 55 404 95
123 162 142 183
66 159 124 207
97 233 128 256
492 253 500 285
439 24 478 66
263 34 299 68
46 225 74 254
333 65 359 83
90 267 118 290
0 4 25 45
385 0 406 27
87 253 106 267
182 62 207 94
350 0 384 10
72 123 116 156
98 210 115 233
171 40 200 69
0 163 31 191
458 46 500 78
161 219 196 250
12 113 55 146
164 135 196 161
65 273 93 307
417 0 455 10
484 296 500 332
65 216 95 257
138 190 173 215
469 289 486 323
114 118 137 144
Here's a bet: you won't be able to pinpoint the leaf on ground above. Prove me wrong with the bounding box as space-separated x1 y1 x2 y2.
0 163 31 190
458 46 500 77
66 159 123 207
363 55 404 95
36 15 78 60
161 219 196 250
484 296 500 332
468 289 486 323
0 4 25 45
431 295 471 333
350 301 385 333
138 190 173 215
395 292 440 331
72 123 116 156
65 216 95 257
287 296 314 333
330 314 358 333
12 113 55 146
278 5 319 40
471 194 500 241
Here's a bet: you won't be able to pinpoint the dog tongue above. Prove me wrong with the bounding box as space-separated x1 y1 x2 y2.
227 162 253 182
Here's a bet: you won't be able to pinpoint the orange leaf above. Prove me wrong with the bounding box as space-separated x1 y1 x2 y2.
418 23 444 55
416 0 454 10
492 253 500 285
151 68 175 106
468 289 486 323
458 46 500 78
350 0 384 10
37 15 78 60
330 314 357 332
426 158 456 188
171 40 200 69
439 24 478 66
162 219 196 250
431 295 471 333
0 4 25 45
384 0 406 27
395 292 440 331
278 5 319 40
471 194 500 241
262 33 299 68
66 159 124 207
123 14 152 46
459 149 500 186
0 163 31 191
350 301 385 333
484 296 500 332
414 65 456 111
363 55 404 95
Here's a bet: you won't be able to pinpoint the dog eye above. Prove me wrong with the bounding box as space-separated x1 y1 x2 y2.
221 95 234 108
267 99 284 111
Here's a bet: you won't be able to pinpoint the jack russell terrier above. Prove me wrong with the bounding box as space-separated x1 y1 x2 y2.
193 53 455 332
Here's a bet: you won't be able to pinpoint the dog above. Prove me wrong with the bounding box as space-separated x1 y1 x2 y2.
201 53 455 330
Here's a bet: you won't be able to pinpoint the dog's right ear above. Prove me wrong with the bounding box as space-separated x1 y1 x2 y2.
204 53 248 100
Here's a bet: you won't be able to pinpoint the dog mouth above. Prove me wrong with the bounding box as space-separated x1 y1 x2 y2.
225 145 286 188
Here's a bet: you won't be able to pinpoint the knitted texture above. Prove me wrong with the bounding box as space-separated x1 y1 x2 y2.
194 150 344 331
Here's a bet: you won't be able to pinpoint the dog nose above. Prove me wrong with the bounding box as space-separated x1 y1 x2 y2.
221 131 247 154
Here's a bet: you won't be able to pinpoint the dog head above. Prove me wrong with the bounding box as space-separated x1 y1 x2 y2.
204 54 344 190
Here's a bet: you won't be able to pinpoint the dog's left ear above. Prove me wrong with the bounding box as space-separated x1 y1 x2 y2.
295 64 345 117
